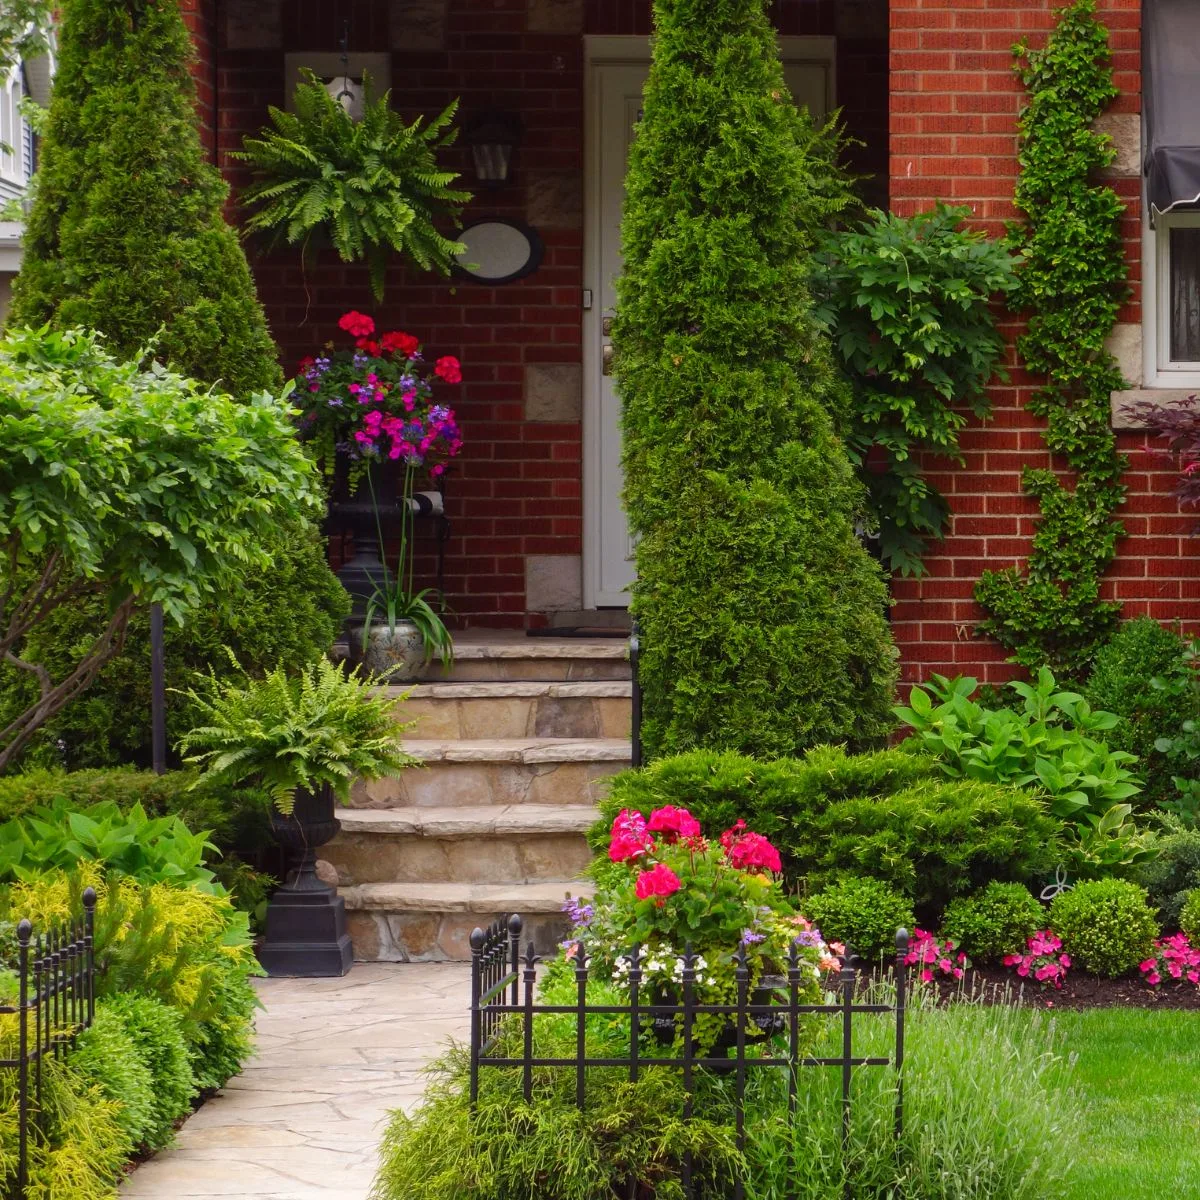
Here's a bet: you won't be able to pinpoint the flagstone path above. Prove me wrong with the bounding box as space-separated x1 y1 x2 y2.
120 963 471 1200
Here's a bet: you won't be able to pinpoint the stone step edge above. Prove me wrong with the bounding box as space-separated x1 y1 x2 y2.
383 680 633 700
342 880 594 915
451 640 629 661
402 738 632 765
335 804 599 837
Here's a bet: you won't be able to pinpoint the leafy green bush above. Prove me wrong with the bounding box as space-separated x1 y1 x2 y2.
896 669 1154 877
70 1002 157 1149
0 798 218 890
1181 890 1200 940
1049 878 1159 977
1135 826 1200 928
8 0 281 395
1084 618 1198 809
236 71 469 303
596 746 1059 919
802 878 913 961
103 993 195 1148
940 882 1045 962
611 0 896 761
4 516 349 772
813 204 1017 575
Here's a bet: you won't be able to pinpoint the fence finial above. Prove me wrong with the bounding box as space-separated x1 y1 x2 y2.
469 927 486 953
507 912 524 939
82 887 97 912
895 927 909 954
16 920 31 946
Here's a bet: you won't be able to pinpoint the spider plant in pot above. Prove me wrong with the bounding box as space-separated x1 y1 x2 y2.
352 463 455 681
177 652 417 975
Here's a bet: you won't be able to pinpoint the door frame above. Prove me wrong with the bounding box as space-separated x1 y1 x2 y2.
581 34 836 609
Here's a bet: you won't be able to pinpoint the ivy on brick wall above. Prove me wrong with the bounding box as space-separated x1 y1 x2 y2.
974 0 1129 679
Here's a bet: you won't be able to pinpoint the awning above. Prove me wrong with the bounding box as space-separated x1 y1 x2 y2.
1145 0 1200 222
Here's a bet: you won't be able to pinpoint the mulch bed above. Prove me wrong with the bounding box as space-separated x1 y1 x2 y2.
915 964 1200 1011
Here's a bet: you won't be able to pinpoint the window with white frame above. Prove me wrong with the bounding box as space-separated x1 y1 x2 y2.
1148 210 1200 386
0 65 22 188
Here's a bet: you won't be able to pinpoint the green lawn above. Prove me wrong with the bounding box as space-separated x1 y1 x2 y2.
1053 1008 1200 1198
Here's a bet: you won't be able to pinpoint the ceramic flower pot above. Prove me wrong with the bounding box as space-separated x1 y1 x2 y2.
347 619 428 682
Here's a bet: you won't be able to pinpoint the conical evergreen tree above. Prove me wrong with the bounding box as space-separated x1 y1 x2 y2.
613 0 897 759
8 0 281 395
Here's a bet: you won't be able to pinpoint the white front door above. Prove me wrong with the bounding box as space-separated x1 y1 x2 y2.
582 37 836 609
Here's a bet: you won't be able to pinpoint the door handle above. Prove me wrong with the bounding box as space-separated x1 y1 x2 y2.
602 343 614 376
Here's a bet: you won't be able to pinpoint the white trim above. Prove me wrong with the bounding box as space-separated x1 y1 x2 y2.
1144 207 1200 388
580 35 836 608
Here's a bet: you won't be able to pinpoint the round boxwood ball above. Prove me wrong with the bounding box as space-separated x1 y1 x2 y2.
803 877 914 962
941 882 1045 963
1049 878 1159 978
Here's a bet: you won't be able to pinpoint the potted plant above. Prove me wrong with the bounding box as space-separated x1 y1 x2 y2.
570 807 843 1059
177 654 416 976
292 310 464 674
235 70 471 303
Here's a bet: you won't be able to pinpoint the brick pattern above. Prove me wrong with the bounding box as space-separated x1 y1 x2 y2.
203 0 888 628
887 0 1199 686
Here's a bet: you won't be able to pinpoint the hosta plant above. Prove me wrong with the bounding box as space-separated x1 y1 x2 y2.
236 71 470 302
176 654 416 814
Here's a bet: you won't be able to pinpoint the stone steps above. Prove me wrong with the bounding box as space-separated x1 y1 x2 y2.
338 634 629 963
387 680 632 740
342 879 594 963
326 804 599 886
349 737 631 809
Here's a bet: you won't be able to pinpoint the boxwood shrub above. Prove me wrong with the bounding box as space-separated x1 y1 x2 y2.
1049 878 1159 977
940 882 1046 963
803 878 915 961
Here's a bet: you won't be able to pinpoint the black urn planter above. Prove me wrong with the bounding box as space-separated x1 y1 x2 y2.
650 975 787 1069
325 460 402 621
256 783 353 978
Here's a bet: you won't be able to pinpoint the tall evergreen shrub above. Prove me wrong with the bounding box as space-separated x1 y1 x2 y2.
8 0 281 395
613 0 896 759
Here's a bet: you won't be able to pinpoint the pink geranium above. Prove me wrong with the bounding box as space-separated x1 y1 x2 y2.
647 806 702 842
608 809 654 863
635 863 682 903
723 828 782 874
435 355 462 384
338 310 375 338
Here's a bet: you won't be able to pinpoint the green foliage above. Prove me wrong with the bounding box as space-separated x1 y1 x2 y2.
1084 618 1198 809
974 0 1129 676
372 991 1075 1200
813 204 1018 575
1181 889 1200 940
186 968 257 1093
0 326 319 770
1050 877 1159 977
7 0 281 396
0 797 218 890
939 881 1045 962
177 655 415 814
895 670 1155 877
4 516 349 771
1134 824 1200 928
103 993 195 1147
597 746 1059 919
802 878 914 961
0 2 50 77
236 71 470 303
70 1002 157 1149
611 0 896 761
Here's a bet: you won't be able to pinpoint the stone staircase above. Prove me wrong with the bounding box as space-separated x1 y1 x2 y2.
328 634 631 961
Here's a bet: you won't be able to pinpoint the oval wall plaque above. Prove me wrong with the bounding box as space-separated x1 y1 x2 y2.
456 220 544 284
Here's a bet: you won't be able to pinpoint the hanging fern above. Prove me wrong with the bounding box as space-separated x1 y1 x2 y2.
235 71 471 301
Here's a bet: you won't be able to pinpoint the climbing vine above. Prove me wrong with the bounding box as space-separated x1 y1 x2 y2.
974 0 1129 679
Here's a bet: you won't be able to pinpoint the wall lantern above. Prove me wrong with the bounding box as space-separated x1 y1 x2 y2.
466 112 522 187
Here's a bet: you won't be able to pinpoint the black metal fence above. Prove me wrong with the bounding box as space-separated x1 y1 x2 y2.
0 887 97 1199
469 914 909 1200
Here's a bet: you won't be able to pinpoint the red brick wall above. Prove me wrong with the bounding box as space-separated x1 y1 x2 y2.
889 0 1196 687
204 0 889 629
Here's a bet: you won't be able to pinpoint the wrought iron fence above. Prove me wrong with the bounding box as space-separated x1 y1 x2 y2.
469 913 909 1200
0 887 97 1200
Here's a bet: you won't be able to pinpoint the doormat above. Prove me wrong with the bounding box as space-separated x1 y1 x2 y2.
526 626 629 639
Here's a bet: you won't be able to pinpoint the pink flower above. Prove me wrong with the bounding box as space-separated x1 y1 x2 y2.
608 809 653 864
635 863 681 902
435 355 462 384
647 806 702 842
381 330 420 357
724 830 782 874
339 311 375 338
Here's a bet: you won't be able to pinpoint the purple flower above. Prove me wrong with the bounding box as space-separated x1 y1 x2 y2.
741 929 765 946
562 898 594 928
794 930 823 948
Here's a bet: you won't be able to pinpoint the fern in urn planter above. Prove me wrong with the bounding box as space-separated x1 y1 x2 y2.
234 70 471 302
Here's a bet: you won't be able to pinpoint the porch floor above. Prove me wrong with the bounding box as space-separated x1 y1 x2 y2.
120 964 470 1200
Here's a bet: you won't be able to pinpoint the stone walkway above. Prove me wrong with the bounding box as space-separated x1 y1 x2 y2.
121 963 471 1200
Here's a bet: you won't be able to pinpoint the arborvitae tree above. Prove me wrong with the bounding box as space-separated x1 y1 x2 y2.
613 0 897 760
8 0 281 395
